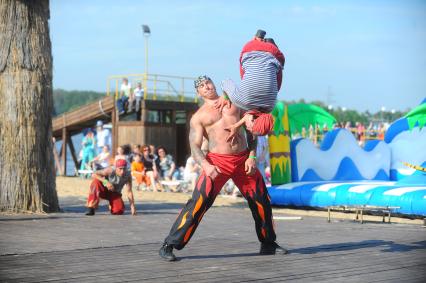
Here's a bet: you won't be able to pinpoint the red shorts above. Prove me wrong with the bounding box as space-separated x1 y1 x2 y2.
200 150 267 199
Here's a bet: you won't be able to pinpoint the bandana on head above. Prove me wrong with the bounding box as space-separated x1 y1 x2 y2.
194 75 211 89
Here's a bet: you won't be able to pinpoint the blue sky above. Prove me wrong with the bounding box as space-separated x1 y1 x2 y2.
50 0 426 112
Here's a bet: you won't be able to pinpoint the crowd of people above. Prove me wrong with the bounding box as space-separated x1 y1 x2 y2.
292 121 388 147
78 119 384 208
79 123 272 197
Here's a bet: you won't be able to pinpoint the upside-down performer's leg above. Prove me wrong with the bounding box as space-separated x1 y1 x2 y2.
163 172 229 250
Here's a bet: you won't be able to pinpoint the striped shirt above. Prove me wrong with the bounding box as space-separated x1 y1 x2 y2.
222 51 282 113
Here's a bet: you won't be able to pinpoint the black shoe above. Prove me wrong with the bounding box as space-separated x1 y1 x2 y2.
85 208 95 216
159 243 177 261
260 242 288 255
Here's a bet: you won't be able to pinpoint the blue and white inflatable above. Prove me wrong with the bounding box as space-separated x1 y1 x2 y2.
268 100 426 216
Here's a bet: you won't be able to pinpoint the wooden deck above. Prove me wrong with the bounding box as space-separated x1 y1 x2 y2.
52 96 115 138
1 198 425 282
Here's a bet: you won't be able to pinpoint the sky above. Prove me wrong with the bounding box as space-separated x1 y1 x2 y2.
50 0 426 112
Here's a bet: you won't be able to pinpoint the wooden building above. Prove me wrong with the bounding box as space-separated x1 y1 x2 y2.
115 99 198 167
52 97 199 175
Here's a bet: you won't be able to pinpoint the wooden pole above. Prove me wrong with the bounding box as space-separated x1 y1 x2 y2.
61 128 67 176
111 104 117 159
52 138 62 174
67 136 79 175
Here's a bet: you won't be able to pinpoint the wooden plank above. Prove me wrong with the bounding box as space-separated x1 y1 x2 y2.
1 200 425 282
1 247 424 282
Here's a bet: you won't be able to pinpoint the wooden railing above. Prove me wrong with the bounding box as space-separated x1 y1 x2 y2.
106 73 198 103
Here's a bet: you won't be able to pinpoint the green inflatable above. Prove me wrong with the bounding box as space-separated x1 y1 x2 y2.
405 103 426 130
287 103 336 136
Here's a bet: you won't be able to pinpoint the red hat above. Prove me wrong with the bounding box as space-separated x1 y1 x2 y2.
246 110 274 136
115 159 127 168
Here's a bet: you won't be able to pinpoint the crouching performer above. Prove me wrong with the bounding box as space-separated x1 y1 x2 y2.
159 75 287 261
85 159 136 216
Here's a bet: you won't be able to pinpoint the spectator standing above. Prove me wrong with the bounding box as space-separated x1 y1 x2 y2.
133 82 144 114
356 122 366 146
377 124 385 140
315 124 321 144
80 129 96 172
345 121 352 133
308 124 315 143
117 77 132 115
95 120 111 155
256 135 269 183
366 122 375 140
301 126 307 138
323 123 329 137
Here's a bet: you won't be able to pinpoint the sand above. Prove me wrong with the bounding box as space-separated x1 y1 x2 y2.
4 177 423 225
56 176 246 207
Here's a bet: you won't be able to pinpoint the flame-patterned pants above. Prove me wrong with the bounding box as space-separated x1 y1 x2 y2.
164 150 276 250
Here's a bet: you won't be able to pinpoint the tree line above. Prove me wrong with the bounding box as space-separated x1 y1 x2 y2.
53 89 409 125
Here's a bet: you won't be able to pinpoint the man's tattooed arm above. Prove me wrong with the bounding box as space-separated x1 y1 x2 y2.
189 116 207 166
246 131 257 156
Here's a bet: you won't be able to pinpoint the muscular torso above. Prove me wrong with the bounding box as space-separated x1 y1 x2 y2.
196 102 248 154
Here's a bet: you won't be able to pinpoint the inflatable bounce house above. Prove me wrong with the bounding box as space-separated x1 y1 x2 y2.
267 99 426 217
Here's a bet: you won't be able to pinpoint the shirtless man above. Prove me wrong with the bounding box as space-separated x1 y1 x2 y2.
159 75 287 261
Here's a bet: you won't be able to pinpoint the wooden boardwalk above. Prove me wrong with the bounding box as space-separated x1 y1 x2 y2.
52 96 115 138
1 199 425 282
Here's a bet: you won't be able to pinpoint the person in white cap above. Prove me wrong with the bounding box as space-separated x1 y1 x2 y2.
96 120 111 155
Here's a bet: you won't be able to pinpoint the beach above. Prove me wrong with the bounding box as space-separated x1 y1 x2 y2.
56 176 246 208
55 176 423 225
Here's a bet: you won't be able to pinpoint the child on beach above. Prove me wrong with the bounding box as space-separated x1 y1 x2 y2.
217 29 285 141
131 153 151 190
